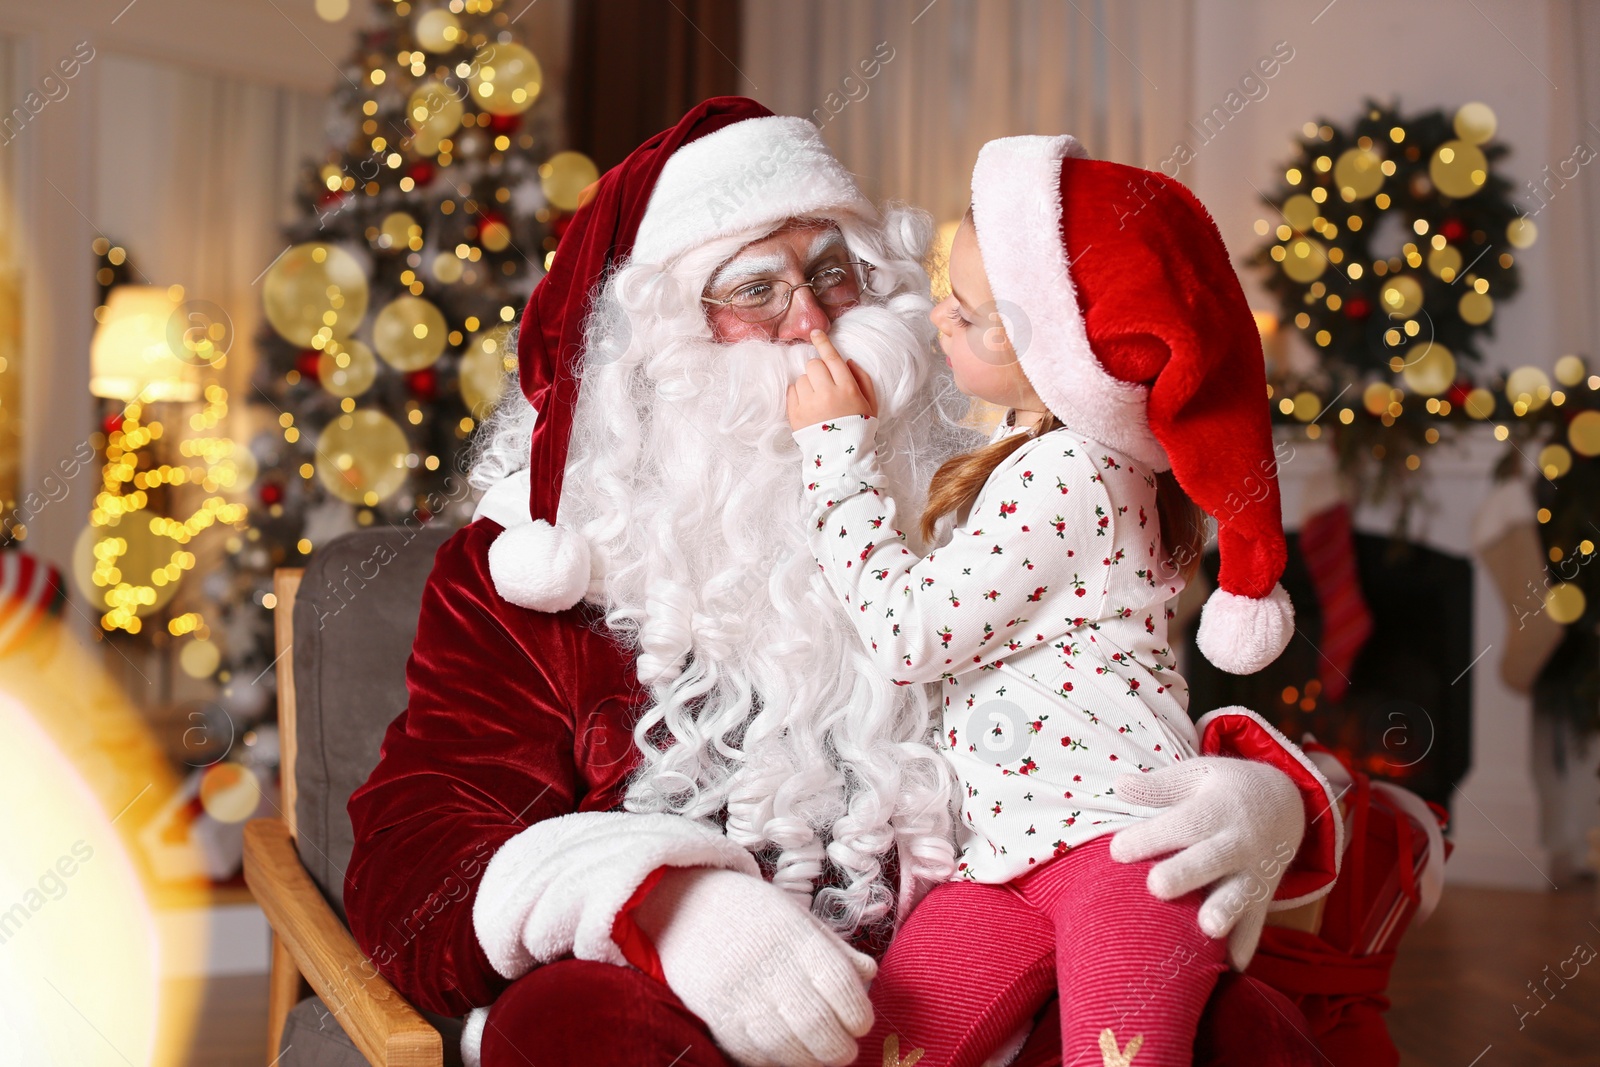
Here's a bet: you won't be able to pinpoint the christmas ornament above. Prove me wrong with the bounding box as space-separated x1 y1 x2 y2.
407 80 464 153
413 8 461 53
263 243 369 347
469 42 542 116
379 211 420 251
372 294 447 371
317 337 378 398
540 150 599 212
314 409 410 506
459 324 512 417
1567 410 1600 456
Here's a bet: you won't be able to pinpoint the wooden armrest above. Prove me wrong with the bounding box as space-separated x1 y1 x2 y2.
243 818 444 1067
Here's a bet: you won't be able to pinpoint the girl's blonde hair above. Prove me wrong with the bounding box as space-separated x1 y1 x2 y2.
918 417 1207 583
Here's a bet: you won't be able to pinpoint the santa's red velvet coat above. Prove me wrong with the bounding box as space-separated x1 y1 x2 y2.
343 515 1335 1065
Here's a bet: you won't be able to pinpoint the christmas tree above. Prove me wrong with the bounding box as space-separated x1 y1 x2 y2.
206 0 594 721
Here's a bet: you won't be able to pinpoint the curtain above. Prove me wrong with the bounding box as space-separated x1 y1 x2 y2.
1538 0 1600 876
92 53 325 411
1547 0 1600 360
567 0 742 172
86 54 324 683
742 0 1194 225
0 34 19 536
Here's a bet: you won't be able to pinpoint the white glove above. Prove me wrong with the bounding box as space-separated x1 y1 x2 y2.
1109 756 1306 969
633 867 878 1067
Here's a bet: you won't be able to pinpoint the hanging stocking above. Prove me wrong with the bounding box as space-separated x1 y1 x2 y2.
1300 501 1373 704
0 550 66 656
1472 478 1565 693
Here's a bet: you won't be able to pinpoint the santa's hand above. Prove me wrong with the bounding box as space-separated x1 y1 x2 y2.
634 867 876 1067
1109 757 1305 969
786 329 878 430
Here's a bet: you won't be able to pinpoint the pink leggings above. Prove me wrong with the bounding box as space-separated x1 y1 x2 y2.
853 836 1227 1067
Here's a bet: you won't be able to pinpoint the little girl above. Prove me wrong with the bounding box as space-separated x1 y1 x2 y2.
787 137 1337 1067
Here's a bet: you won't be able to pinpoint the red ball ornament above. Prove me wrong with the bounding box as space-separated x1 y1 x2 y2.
1343 296 1372 320
103 412 124 435
1446 380 1472 408
1439 218 1467 243
259 482 283 507
407 368 438 400
295 350 322 382
318 189 347 208
407 160 435 186
485 112 521 134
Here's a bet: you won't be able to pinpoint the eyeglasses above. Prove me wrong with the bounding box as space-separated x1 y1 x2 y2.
701 261 876 325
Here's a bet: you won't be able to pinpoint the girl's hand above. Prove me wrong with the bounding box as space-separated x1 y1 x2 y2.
786 329 879 431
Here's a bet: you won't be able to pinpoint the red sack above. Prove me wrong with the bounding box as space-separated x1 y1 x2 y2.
1246 743 1449 1067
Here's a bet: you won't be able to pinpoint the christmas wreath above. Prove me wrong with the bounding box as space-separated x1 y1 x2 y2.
1250 100 1527 390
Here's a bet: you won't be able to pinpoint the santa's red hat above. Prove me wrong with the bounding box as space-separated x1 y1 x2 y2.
485 97 876 611
969 135 1294 675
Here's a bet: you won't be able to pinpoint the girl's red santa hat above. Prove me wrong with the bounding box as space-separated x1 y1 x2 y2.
484 97 876 611
969 135 1294 675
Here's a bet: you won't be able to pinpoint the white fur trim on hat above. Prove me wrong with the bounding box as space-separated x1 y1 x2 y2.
632 115 876 267
1196 582 1294 675
969 135 1169 470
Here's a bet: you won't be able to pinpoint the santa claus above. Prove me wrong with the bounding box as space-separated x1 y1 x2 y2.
345 98 1337 1067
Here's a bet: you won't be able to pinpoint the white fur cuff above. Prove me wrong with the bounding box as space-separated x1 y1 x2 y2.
472 810 761 982
461 1007 488 1067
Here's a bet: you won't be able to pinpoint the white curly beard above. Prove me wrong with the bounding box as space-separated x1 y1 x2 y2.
472 216 979 936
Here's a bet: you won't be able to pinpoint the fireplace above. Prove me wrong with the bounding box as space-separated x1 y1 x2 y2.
1184 532 1473 808
1176 430 1558 889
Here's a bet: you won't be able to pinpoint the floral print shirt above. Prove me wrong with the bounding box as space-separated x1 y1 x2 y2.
794 414 1199 882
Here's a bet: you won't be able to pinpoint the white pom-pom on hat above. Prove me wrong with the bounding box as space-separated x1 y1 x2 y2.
473 467 592 613
487 519 592 612
1195 583 1295 675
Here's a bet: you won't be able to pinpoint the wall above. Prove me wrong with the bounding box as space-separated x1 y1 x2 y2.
1183 0 1574 380
0 0 352 584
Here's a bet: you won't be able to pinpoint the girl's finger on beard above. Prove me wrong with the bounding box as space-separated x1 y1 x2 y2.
846 361 878 418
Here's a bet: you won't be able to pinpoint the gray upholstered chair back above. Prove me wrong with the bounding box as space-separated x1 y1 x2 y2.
291 525 453 920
